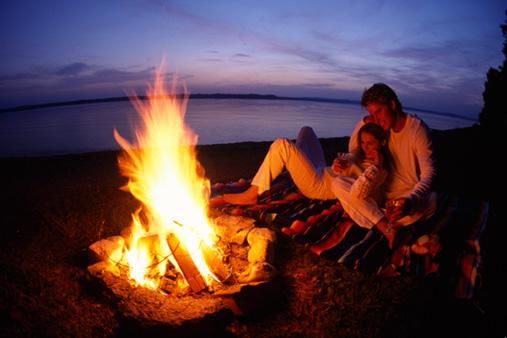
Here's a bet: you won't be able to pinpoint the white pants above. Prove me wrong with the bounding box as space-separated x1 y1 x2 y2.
251 127 384 229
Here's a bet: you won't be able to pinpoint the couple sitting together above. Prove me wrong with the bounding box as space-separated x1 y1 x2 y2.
212 83 437 248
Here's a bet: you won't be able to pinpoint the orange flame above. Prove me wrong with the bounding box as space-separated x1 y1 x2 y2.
114 67 219 289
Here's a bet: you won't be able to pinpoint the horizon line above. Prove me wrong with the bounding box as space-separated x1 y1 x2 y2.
0 93 477 122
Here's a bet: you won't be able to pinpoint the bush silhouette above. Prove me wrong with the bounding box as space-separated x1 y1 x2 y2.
479 11 507 130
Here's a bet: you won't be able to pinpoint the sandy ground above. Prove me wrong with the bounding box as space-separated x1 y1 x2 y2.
0 125 505 337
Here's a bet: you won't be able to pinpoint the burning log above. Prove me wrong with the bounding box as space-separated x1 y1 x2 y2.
167 233 207 293
202 244 231 282
137 234 166 262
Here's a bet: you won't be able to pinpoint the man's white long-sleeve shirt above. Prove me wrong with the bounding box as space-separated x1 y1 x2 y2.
349 114 436 225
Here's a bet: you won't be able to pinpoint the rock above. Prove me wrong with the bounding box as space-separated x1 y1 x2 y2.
246 228 276 264
212 214 256 245
237 262 277 284
88 236 125 264
88 261 121 277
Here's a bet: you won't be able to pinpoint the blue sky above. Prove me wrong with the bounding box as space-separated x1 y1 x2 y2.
0 0 505 118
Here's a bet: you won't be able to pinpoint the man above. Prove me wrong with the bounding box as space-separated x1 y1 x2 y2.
347 83 437 245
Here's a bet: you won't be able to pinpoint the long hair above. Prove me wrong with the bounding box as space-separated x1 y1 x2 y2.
355 122 390 170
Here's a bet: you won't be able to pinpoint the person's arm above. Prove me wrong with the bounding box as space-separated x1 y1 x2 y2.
386 121 434 221
348 116 370 153
331 153 357 176
350 152 385 200
408 122 435 210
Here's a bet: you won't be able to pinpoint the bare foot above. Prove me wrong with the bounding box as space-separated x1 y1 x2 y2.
309 219 354 256
209 195 226 208
223 186 259 205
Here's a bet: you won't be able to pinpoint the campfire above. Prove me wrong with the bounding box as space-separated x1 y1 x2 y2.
87 67 278 331
111 68 228 293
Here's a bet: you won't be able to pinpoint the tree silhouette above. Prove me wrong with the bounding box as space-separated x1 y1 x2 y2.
479 11 507 129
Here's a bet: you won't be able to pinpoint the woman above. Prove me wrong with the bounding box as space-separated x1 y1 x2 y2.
211 122 392 243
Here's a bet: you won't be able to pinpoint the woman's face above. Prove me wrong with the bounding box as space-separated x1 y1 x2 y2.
365 101 396 132
360 131 383 158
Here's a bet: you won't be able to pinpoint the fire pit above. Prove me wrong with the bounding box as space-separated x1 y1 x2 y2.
86 68 278 335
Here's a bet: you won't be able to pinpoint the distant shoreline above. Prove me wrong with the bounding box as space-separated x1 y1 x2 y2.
0 93 477 122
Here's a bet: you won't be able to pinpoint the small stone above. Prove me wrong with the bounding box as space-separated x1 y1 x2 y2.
88 236 125 264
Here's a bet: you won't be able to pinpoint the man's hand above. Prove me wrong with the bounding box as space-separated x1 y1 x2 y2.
386 197 412 222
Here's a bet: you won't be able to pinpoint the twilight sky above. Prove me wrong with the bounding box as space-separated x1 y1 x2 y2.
0 0 505 118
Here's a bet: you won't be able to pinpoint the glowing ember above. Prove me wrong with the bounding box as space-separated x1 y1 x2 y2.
113 67 221 290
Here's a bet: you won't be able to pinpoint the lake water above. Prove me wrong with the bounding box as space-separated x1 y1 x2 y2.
0 99 476 157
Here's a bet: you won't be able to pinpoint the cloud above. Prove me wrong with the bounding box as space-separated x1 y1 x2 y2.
0 63 194 108
199 58 223 63
299 82 336 89
230 53 252 63
232 53 251 58
266 40 336 67
54 62 92 76
0 64 181 89
374 42 488 98
159 2 236 38
0 71 45 82
381 40 473 67
60 67 156 86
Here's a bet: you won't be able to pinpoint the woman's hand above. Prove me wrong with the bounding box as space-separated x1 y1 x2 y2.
331 158 343 174
332 154 350 174
365 149 383 167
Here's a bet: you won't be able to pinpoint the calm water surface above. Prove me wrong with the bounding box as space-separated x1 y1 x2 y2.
0 99 475 157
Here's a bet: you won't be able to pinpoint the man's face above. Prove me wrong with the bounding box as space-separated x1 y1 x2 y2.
365 101 396 132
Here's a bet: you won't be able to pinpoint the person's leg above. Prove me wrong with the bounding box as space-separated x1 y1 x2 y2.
329 177 398 247
329 176 385 228
223 138 334 205
295 126 326 169
252 138 333 198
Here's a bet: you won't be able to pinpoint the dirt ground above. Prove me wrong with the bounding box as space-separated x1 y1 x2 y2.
0 125 505 337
